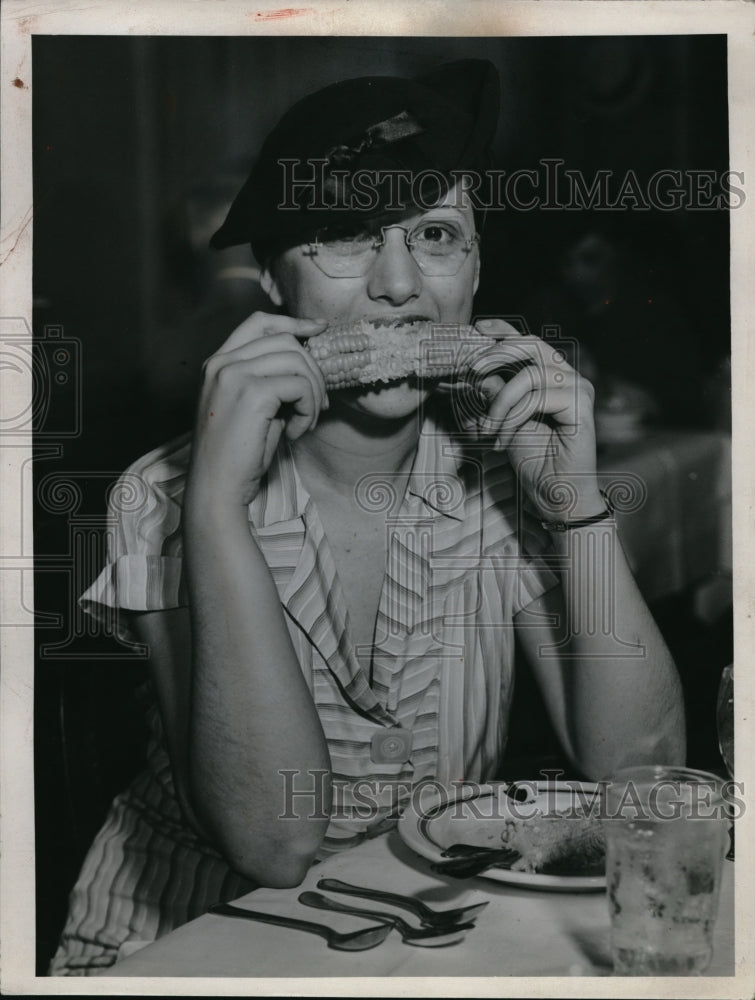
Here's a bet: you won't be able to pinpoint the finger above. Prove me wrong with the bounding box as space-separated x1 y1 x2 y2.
242 352 326 425
276 376 319 440
472 322 576 382
209 336 329 409
476 351 579 429
474 318 525 341
203 355 324 431
480 365 581 435
473 373 507 431
493 385 586 452
245 372 319 438
229 334 328 403
467 339 547 388
475 318 562 357
478 366 544 436
215 312 327 356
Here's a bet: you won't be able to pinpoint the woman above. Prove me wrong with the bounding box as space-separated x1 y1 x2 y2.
51 58 684 974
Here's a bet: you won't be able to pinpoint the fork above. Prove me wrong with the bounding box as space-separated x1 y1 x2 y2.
316 877 489 928
299 891 474 947
208 901 392 951
431 846 521 879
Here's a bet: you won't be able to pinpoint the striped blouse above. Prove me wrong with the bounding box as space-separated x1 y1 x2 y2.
51 411 558 974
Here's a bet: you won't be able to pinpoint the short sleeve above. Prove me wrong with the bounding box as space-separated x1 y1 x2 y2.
79 432 193 641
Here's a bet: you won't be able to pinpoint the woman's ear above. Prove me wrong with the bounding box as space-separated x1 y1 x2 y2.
260 267 283 307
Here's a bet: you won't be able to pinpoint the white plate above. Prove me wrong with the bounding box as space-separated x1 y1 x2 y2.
398 780 606 893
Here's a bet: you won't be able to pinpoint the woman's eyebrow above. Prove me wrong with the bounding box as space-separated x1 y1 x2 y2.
417 206 470 221
357 206 470 233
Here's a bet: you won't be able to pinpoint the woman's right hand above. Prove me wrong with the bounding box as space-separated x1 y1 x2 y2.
187 312 329 508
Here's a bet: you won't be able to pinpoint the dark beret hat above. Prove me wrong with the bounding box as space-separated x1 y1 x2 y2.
210 58 500 262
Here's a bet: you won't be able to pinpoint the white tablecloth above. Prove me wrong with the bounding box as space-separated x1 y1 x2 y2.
109 829 735 980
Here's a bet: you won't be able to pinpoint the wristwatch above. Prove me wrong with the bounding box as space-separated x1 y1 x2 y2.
541 489 615 532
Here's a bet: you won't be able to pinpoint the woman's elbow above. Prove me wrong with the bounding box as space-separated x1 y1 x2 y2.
204 805 329 886
187 770 332 885
249 851 317 889
223 834 323 887
576 724 687 781
616 701 687 773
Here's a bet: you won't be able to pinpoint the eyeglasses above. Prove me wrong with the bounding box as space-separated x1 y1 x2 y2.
303 218 480 278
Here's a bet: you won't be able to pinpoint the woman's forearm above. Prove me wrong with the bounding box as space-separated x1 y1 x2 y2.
521 522 686 779
183 492 331 886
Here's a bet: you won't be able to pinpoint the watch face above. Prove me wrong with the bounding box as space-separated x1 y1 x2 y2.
370 727 413 764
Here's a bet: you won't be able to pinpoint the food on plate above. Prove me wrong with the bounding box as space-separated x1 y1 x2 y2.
499 807 606 876
306 318 496 389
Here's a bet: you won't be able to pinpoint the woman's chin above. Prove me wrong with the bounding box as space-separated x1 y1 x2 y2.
358 381 432 417
337 379 432 421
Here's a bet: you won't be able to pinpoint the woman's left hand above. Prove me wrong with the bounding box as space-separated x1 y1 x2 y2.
468 318 604 521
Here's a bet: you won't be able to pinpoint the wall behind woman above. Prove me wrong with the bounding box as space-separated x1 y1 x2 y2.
34 34 730 465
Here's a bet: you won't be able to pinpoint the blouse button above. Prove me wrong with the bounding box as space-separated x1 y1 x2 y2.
370 727 413 763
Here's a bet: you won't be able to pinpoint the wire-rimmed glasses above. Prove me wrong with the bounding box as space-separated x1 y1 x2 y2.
303 218 479 278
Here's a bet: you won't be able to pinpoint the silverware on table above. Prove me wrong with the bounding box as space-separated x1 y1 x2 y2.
431 845 521 879
441 843 512 858
208 901 392 951
298 891 474 947
316 876 489 927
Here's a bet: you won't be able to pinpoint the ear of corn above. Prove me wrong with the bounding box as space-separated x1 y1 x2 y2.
306 319 496 389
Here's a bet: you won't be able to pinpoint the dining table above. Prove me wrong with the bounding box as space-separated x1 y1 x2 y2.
107 826 735 980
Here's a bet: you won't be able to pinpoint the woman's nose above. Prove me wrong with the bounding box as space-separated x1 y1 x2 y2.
366 227 422 305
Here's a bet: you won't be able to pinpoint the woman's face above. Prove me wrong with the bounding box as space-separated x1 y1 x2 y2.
262 184 480 421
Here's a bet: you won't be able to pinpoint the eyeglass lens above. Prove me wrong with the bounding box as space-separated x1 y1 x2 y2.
307 219 477 277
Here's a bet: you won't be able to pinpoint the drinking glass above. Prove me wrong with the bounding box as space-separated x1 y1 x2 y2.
603 765 729 976
716 665 734 777
716 664 734 859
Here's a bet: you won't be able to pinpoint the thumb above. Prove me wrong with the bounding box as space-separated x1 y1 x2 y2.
475 318 525 341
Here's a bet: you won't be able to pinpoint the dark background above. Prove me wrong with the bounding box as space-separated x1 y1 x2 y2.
32 35 732 973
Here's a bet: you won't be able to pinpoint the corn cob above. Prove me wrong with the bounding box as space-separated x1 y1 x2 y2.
306 319 497 390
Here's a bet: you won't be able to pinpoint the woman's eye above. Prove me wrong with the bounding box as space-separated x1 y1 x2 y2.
320 228 374 253
344 231 373 244
418 224 450 243
413 223 461 247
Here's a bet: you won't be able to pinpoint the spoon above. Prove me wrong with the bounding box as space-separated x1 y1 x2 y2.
208 901 392 951
298 891 474 947
316 877 489 928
